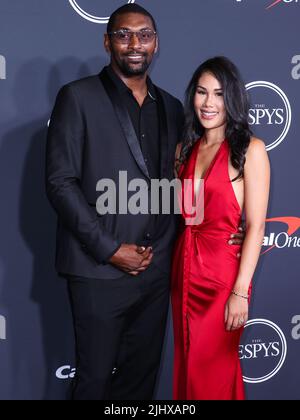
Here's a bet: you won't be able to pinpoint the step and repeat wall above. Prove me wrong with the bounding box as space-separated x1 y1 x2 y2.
0 0 299 400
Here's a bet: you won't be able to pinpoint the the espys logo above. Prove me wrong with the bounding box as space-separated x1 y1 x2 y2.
246 81 291 151
69 0 136 24
0 55 6 80
0 315 6 340
262 217 300 255
240 319 287 384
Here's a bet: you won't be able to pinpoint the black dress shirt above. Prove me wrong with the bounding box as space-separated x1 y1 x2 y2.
106 66 161 179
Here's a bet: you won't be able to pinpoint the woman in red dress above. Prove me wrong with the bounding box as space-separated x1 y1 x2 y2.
172 57 270 400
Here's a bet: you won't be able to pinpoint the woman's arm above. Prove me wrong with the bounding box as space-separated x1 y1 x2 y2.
225 138 270 331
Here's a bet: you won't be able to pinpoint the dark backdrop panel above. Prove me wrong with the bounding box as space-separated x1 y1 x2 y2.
0 0 299 400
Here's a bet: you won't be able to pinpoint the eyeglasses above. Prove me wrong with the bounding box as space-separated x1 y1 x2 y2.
108 29 157 45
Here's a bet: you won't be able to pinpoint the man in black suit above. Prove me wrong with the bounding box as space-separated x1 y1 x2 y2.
46 3 244 400
46 4 183 400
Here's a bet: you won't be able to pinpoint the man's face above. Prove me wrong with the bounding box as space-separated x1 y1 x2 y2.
105 13 158 77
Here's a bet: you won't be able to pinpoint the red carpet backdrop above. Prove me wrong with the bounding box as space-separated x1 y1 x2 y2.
0 0 299 400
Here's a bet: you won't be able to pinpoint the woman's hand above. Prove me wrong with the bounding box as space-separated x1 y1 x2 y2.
224 293 248 332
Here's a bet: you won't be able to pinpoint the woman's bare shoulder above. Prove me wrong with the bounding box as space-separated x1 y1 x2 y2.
246 137 267 157
245 137 269 174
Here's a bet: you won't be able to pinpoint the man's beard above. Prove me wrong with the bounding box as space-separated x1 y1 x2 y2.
117 55 151 77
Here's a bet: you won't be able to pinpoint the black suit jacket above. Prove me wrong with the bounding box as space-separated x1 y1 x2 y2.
46 67 184 279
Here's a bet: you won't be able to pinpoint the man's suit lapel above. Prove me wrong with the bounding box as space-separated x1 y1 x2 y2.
154 87 170 179
99 69 150 180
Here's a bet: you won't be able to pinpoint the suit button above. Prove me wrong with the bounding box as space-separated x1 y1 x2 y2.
145 233 151 240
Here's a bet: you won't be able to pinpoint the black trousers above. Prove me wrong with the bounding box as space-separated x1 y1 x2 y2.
66 263 170 400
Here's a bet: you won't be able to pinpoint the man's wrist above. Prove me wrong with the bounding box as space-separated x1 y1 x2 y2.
104 243 122 265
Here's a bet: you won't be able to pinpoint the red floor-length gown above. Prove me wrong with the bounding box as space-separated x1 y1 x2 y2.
172 139 247 400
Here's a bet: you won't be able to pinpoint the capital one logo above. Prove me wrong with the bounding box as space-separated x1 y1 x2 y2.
69 0 136 24
246 81 292 151
266 0 299 10
0 55 6 80
240 319 287 384
262 217 300 254
0 315 6 340
56 365 76 379
236 0 300 9
291 55 300 80
56 364 117 379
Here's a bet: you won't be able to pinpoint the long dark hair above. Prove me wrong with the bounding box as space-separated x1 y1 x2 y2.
180 56 252 180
